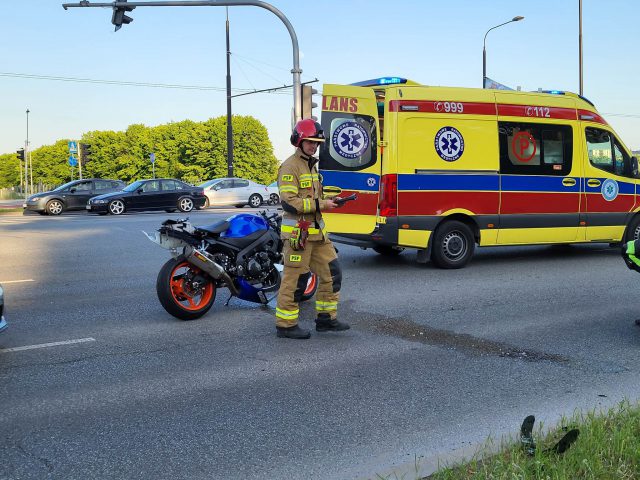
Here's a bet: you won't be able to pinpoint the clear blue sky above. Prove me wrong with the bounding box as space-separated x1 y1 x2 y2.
2 0 639 162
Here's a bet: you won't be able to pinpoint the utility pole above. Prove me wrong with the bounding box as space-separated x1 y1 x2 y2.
225 7 233 177
579 0 583 95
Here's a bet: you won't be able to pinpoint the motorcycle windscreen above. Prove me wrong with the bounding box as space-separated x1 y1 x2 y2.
319 84 381 235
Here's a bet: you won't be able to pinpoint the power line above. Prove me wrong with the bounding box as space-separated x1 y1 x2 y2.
602 112 640 119
3 72 637 118
0 72 291 95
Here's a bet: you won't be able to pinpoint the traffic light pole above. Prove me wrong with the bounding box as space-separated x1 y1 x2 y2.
225 7 233 178
78 142 83 180
62 1 304 121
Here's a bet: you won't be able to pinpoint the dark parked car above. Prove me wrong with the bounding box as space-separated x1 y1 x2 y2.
23 178 125 215
87 178 206 215
0 284 6 334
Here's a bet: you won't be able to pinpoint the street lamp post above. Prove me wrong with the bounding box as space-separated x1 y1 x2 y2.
483 16 524 88
25 108 30 196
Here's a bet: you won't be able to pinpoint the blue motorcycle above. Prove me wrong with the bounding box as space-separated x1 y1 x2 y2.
144 211 318 320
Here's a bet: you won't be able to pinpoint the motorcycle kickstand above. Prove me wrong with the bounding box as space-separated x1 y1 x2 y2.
224 294 233 306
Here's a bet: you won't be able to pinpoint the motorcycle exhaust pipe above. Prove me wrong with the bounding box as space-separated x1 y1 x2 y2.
184 247 239 296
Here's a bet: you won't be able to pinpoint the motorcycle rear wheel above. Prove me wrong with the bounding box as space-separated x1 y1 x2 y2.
156 256 216 320
300 272 318 302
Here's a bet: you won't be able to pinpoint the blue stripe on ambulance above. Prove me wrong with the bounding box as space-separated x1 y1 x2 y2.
583 178 635 194
319 170 380 192
398 174 498 191
501 175 581 193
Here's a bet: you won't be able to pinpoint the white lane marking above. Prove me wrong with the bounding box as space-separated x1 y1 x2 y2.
0 279 35 284
0 337 96 354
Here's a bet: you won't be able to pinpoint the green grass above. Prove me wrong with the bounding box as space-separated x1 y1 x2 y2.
427 400 640 480
0 207 23 215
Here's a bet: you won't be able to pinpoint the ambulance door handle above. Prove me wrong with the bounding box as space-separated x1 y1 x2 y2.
562 178 576 187
323 186 343 197
587 179 601 187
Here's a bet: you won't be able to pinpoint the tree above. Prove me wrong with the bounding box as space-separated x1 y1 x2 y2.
0 115 278 188
0 153 21 188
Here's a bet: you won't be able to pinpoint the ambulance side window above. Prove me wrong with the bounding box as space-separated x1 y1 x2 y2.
499 122 572 176
319 112 377 171
586 127 633 177
614 141 631 177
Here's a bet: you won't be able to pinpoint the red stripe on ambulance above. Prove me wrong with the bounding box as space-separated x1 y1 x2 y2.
398 191 499 216
577 109 608 126
497 104 577 120
389 100 496 115
332 190 378 215
499 192 580 215
388 100 607 125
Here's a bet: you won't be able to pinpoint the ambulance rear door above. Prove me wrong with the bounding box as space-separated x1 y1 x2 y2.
319 84 381 235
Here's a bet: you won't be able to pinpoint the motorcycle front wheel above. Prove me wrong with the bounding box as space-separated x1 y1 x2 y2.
156 256 216 320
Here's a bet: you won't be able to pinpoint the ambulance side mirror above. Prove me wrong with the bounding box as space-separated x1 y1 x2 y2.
632 156 639 178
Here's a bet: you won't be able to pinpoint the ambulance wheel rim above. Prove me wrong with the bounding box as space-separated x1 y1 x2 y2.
442 231 467 260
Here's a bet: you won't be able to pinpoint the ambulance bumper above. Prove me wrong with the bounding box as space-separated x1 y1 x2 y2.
328 233 376 248
330 221 398 248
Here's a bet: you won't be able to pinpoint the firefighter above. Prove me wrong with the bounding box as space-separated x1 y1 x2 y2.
275 119 350 339
622 240 640 326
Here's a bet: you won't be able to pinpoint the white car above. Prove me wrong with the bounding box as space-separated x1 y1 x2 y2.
266 181 280 205
199 177 269 208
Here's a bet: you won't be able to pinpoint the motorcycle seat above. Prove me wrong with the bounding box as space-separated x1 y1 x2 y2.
195 220 230 236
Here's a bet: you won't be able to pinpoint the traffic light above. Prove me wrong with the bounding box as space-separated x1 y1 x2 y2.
16 148 24 161
112 0 135 32
80 143 93 166
301 84 318 120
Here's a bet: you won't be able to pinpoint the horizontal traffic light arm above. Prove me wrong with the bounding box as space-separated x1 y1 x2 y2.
61 1 304 120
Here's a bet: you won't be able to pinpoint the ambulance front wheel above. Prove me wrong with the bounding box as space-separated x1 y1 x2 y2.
431 220 475 269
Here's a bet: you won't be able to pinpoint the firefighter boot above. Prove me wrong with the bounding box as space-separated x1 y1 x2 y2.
276 325 311 339
315 313 350 332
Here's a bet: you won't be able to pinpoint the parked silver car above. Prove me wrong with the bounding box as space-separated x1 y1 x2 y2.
266 181 280 205
199 178 269 208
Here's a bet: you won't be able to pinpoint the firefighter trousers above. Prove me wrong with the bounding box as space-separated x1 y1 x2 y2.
275 239 342 328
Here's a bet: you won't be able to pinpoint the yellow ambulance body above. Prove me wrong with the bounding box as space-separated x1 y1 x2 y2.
318 77 639 268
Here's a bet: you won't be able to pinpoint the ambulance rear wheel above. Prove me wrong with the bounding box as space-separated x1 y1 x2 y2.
431 220 475 269
624 215 640 243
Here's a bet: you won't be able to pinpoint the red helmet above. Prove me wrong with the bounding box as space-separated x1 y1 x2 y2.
290 118 325 147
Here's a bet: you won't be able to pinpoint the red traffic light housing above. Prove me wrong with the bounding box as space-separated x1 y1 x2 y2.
112 0 135 32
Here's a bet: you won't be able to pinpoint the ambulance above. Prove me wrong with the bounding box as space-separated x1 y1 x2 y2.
318 77 639 268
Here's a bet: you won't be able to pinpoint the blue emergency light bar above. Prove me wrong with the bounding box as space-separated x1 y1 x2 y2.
350 77 407 87
538 89 596 107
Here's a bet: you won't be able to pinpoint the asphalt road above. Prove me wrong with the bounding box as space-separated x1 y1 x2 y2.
2 208 640 479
